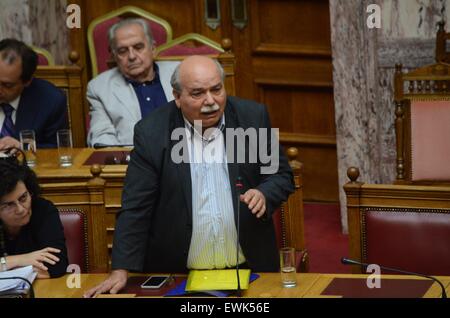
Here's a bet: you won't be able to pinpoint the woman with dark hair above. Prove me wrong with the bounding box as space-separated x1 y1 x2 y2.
0 157 68 278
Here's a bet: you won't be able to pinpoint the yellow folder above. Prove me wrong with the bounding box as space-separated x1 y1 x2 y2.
185 269 251 291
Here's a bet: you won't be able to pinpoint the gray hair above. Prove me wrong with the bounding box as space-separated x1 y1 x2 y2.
171 59 225 92
108 18 154 52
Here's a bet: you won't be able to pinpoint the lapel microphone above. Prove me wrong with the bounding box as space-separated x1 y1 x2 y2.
235 176 243 297
341 257 447 298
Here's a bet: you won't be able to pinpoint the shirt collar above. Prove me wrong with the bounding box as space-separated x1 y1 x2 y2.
7 95 21 111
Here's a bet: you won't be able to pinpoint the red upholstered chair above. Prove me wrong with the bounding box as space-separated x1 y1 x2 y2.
344 167 450 276
31 46 54 66
41 165 108 272
272 147 308 272
394 62 450 184
59 208 89 273
156 33 224 58
87 5 172 77
156 36 237 96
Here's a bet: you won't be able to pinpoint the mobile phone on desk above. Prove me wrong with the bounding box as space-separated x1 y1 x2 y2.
140 275 170 289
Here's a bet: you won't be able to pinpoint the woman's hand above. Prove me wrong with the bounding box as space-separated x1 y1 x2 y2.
9 247 61 271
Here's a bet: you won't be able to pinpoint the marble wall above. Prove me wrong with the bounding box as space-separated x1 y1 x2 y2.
0 0 69 64
330 0 449 233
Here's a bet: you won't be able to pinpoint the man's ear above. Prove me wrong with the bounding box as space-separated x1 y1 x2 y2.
173 90 181 108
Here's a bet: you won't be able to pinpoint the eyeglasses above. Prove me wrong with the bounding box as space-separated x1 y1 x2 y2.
0 191 32 214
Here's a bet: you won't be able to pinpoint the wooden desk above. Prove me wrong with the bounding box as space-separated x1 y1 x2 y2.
34 148 129 181
33 273 450 298
302 273 450 298
34 148 129 267
33 273 320 298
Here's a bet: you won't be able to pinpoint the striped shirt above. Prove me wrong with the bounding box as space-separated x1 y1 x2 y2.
184 115 246 269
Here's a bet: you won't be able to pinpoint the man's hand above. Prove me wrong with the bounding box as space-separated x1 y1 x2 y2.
240 189 266 218
0 136 20 151
83 269 128 298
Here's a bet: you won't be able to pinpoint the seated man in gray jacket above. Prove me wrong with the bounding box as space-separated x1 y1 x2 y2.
87 18 177 147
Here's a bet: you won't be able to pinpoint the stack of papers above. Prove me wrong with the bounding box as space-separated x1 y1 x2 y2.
0 266 37 296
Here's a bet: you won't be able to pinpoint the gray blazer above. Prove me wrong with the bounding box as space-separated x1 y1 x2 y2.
111 96 295 273
86 61 178 146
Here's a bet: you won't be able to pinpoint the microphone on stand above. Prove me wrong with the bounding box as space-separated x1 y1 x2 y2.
341 257 447 299
235 176 243 297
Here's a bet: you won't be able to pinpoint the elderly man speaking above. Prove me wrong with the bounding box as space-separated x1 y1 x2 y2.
84 55 294 297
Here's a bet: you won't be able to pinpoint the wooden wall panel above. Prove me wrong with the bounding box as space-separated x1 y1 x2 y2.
244 0 338 202
295 146 339 202
257 83 338 202
258 85 335 136
251 0 332 56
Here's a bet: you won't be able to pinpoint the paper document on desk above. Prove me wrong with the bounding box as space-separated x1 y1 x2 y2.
185 269 251 291
0 266 37 293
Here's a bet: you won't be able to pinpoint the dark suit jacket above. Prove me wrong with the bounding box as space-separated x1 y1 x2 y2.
14 78 68 148
112 96 295 273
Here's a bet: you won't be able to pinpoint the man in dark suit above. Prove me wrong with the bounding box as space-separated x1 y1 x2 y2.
0 39 67 150
85 55 294 297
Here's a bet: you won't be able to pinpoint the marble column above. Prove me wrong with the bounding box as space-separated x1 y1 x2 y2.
29 0 70 64
0 0 33 44
0 0 69 64
330 0 449 233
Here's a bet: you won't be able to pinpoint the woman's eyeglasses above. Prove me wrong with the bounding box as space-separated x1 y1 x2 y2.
0 191 32 214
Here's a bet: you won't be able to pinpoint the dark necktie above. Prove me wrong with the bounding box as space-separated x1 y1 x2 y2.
1 103 15 138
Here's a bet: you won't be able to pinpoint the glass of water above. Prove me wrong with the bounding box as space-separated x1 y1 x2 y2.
57 129 73 167
19 130 37 167
280 247 297 288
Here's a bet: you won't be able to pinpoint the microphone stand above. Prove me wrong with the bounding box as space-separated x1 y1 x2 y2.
235 177 243 297
341 257 447 299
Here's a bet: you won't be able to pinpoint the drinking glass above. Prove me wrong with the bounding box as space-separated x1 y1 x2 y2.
57 129 73 167
19 130 37 167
